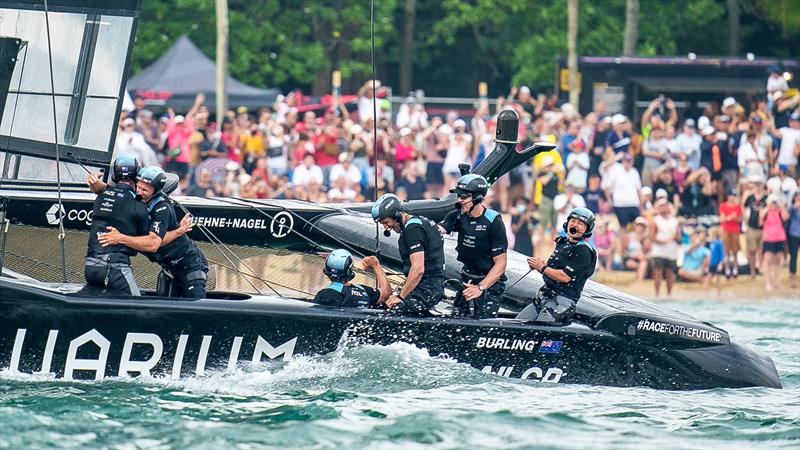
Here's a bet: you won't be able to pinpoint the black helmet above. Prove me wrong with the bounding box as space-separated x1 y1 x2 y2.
112 154 141 183
564 207 596 238
450 174 489 203
136 165 167 192
371 193 403 223
323 249 355 282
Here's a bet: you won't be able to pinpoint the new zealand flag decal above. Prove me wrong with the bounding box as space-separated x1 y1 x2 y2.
538 340 563 353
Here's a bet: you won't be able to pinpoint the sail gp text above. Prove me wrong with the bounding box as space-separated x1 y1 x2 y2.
5 328 297 380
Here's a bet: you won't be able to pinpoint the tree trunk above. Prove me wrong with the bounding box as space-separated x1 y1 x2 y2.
215 0 228 121
726 0 740 56
400 0 416 95
567 0 579 107
623 0 638 56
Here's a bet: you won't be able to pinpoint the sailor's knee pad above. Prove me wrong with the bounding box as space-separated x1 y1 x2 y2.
178 269 207 299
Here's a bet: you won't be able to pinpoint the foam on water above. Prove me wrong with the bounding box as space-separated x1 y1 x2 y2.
0 301 798 449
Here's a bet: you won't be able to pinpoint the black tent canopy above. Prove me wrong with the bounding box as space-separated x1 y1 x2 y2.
128 35 280 112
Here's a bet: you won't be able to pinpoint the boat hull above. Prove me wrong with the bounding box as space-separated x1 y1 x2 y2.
0 281 781 390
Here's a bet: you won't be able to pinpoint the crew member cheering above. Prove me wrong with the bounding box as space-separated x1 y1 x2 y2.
439 174 508 319
372 193 445 316
99 166 208 298
523 207 596 323
84 155 150 295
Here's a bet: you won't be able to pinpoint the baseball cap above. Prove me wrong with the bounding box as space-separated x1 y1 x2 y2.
656 188 668 199
611 114 627 125
685 118 696 128
701 126 715 136
174 115 185 123
640 186 653 196
453 119 466 129
768 193 780 204
727 188 737 197
520 86 531 95
719 115 731 123
722 97 737 109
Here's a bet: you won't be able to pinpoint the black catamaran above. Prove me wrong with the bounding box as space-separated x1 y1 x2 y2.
0 1 782 390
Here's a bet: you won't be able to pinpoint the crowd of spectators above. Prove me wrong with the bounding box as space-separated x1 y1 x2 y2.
116 72 800 296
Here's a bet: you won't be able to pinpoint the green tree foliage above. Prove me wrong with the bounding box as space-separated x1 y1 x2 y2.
131 0 798 96
132 0 396 93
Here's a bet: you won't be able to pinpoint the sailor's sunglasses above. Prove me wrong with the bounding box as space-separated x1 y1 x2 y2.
457 193 472 199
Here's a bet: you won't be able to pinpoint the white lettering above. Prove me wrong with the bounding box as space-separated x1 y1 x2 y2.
171 334 189 380
38 330 59 375
196 335 213 376
520 367 543 380
64 329 110 381
542 368 564 383
252 337 297 363
67 209 93 225
476 337 486 348
118 333 164 377
228 336 243 370
9 329 26 372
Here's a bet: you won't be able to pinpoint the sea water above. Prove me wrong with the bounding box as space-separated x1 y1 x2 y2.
0 300 798 449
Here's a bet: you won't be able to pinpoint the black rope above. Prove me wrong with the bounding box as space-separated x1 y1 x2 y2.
370 0 381 292
169 197 280 297
44 0 67 283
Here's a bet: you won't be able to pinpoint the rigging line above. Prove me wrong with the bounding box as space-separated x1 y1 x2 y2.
212 196 366 259
205 257 314 297
370 0 380 291
169 198 278 297
222 196 410 278
44 0 67 283
3 42 27 164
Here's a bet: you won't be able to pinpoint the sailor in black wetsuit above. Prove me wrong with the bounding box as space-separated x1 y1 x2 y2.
372 193 445 316
439 174 508 319
99 166 207 298
84 155 150 295
313 250 390 307
521 207 597 323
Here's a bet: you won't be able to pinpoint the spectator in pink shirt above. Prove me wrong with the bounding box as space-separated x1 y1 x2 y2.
164 94 204 178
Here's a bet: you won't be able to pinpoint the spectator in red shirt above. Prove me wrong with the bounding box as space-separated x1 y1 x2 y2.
718 189 743 278
314 125 343 184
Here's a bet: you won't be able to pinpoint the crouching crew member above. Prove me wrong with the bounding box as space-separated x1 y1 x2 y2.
439 174 508 319
84 154 150 295
314 250 390 307
521 207 597 323
99 166 207 298
372 194 445 316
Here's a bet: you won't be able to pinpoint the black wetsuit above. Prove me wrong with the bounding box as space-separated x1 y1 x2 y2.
397 215 445 316
145 195 208 298
440 207 508 319
313 282 380 308
524 231 596 324
84 183 150 295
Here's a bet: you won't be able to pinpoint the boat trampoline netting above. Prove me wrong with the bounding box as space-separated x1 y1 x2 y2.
0 224 396 298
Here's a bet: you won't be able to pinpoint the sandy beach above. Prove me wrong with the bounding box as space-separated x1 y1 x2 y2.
595 269 800 302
